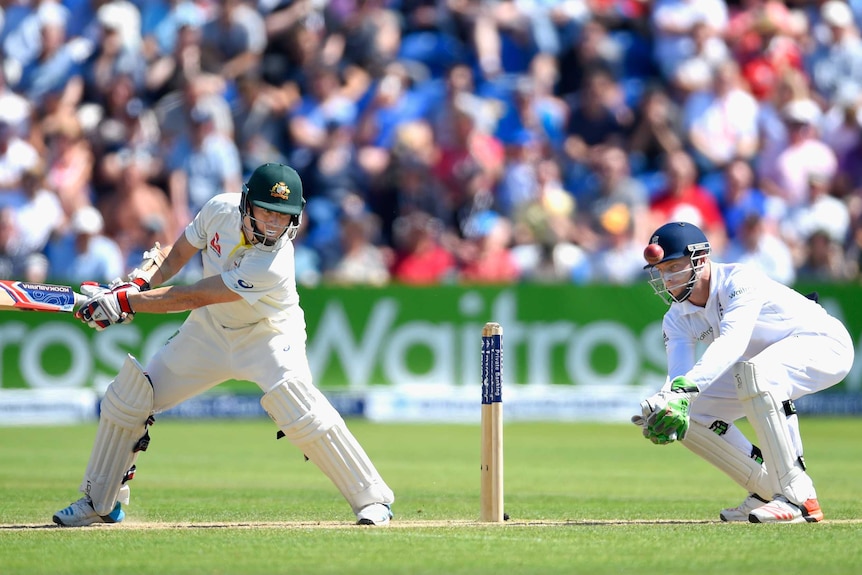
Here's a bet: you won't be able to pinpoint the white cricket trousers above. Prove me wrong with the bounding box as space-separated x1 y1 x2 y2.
690 316 855 424
145 308 313 413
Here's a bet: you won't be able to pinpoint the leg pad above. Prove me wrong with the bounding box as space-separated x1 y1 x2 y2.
734 361 813 503
681 420 772 499
262 379 394 514
81 355 154 515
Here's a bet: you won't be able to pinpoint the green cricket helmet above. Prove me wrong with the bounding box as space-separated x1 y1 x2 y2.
240 163 306 250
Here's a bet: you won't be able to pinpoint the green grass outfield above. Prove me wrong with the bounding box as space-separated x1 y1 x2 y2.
1 418 861 574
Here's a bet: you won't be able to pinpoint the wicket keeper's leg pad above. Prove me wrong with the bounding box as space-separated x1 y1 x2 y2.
734 361 813 503
681 420 771 500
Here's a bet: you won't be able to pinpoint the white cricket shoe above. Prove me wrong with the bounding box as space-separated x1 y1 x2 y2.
720 493 769 522
53 486 129 527
748 495 824 524
356 503 393 526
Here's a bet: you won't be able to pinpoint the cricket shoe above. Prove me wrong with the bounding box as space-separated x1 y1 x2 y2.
356 503 393 526
53 486 130 527
720 493 769 522
748 496 823 524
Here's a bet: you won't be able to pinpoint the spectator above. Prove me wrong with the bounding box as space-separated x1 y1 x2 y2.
199 0 267 82
650 0 729 81
496 129 542 217
628 85 684 175
98 150 175 267
820 83 862 162
390 212 457 285
511 157 576 249
12 163 64 258
288 64 358 174
369 122 450 245
588 204 645 284
83 2 146 102
325 210 392 286
166 105 242 230
555 18 623 97
722 212 796 285
683 59 760 174
755 67 812 181
649 150 727 254
15 3 90 107
562 67 630 187
760 98 838 209
458 210 520 283
796 229 855 281
576 144 649 251
46 205 125 283
0 116 40 209
781 173 851 266
232 71 288 175
719 159 783 242
0 207 32 280
807 0 862 104
144 7 206 102
43 114 94 216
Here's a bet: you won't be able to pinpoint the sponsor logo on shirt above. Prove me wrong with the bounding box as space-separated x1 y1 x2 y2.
729 286 752 299
237 279 254 289
697 327 713 341
210 233 221 256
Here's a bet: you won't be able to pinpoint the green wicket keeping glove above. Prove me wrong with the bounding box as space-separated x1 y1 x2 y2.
644 377 698 444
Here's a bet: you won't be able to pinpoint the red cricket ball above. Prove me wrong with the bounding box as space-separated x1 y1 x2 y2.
643 243 664 265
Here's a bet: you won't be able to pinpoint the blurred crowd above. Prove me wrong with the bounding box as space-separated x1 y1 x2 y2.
2 0 862 287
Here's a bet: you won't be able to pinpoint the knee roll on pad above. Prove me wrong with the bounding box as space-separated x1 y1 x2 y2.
82 355 154 515
680 421 772 499
262 379 394 513
733 361 813 503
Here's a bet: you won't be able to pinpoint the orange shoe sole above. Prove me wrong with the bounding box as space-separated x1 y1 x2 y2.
801 498 824 523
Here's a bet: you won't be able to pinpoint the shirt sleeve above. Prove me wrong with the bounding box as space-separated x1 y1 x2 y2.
221 252 282 306
685 270 763 390
664 313 697 383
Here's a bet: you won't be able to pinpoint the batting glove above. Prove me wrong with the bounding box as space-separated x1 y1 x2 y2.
641 377 698 444
75 281 138 330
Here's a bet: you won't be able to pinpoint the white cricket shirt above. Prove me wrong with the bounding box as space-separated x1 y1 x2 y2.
184 193 306 331
662 261 834 391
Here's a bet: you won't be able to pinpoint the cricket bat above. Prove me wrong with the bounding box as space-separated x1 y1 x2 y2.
0 280 83 313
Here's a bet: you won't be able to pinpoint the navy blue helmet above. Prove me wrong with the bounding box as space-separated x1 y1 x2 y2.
644 222 711 304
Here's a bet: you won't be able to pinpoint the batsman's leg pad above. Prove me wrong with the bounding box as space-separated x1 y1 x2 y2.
681 420 772 499
262 379 394 514
734 361 813 504
81 354 154 515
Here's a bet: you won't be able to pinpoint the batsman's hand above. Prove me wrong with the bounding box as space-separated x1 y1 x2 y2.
75 281 138 330
639 377 698 445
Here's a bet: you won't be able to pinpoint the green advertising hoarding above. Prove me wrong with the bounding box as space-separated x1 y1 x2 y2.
0 283 860 392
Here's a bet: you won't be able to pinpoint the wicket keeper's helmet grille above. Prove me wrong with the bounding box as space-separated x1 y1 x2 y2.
243 163 306 215
643 221 711 269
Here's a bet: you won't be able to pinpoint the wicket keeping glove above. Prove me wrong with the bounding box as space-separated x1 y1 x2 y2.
75 281 139 330
642 377 698 445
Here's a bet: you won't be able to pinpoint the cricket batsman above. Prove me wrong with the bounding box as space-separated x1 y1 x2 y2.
53 163 395 526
